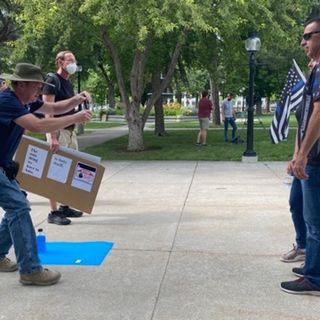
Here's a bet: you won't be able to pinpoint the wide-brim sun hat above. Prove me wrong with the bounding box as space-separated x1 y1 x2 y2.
0 63 53 86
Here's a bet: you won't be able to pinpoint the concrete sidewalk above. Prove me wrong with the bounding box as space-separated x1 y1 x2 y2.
77 126 129 149
1 160 319 320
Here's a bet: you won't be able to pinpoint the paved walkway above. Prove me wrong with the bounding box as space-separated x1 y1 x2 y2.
1 128 319 320
77 126 129 149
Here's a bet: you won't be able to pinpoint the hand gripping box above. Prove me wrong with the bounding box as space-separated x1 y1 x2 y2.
15 135 105 213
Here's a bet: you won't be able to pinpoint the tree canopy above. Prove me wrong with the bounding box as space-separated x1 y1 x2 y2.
3 0 320 150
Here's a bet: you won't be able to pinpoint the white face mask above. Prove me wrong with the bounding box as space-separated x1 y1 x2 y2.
65 62 77 75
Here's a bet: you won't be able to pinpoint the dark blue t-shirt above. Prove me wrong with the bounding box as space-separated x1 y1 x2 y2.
0 88 43 166
298 64 320 165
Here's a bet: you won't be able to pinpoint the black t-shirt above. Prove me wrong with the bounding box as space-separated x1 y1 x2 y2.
298 64 320 165
42 73 75 117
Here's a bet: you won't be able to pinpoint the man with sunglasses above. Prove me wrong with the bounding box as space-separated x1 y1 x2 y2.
280 17 320 296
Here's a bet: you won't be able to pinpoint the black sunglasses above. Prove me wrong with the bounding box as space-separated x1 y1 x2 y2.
302 30 320 41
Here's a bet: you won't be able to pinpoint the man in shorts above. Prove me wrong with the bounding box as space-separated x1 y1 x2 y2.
196 90 213 146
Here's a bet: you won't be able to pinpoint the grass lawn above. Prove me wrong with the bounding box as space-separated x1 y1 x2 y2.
85 122 125 129
153 115 297 129
84 127 296 161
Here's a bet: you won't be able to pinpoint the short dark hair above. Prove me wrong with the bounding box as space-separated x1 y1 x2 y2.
304 16 320 27
202 90 208 97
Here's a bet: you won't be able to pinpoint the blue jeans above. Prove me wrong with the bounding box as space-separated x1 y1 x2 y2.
289 177 306 249
301 165 320 287
224 117 237 141
0 168 41 274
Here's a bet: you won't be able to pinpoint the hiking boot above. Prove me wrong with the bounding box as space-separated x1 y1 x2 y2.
20 267 61 286
0 257 18 272
280 277 320 296
48 211 71 225
280 244 305 262
292 267 304 277
59 205 83 218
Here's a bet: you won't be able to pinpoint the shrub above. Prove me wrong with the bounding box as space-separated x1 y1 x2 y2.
163 102 183 116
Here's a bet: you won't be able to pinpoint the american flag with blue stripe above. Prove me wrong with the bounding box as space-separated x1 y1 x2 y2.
270 59 306 144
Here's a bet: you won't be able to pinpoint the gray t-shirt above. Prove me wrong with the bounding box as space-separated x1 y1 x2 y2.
221 99 234 118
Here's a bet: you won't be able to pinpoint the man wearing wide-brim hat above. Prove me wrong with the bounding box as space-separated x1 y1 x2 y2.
0 77 7 92
0 63 92 286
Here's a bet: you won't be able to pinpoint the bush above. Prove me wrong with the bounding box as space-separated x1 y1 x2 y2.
182 108 197 116
163 102 183 116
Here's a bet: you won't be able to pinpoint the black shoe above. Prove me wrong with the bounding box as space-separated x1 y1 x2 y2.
292 267 304 277
195 142 201 146
201 143 207 147
59 206 83 218
280 277 320 296
48 211 71 225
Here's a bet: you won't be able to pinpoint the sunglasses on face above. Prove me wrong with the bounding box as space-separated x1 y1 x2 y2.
302 30 320 41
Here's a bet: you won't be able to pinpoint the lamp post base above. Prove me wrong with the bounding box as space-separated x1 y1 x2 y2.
242 155 258 163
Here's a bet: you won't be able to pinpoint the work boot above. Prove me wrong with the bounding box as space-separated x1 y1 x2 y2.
0 257 18 272
19 267 61 286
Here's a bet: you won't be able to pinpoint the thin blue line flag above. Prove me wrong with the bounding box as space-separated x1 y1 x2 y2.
269 59 306 144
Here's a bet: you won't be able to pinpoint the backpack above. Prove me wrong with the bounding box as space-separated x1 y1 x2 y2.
46 72 61 94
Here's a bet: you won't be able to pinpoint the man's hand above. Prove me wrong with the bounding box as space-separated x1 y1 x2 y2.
74 109 92 123
79 91 92 103
287 159 295 175
72 91 92 107
293 153 309 180
50 136 60 153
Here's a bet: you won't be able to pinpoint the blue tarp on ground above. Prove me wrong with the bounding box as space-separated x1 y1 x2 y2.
38 241 114 266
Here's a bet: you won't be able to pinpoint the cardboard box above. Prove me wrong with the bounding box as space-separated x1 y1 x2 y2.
15 135 105 213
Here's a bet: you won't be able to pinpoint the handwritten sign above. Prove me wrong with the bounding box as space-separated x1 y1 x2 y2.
22 145 48 179
47 155 72 184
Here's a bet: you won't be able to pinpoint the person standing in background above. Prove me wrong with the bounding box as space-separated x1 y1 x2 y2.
196 90 213 147
221 93 237 142
42 50 84 226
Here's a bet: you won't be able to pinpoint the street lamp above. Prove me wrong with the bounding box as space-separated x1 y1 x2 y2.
242 32 261 162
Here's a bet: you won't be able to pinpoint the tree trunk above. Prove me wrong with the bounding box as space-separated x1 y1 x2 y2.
102 26 150 151
195 93 199 109
154 98 165 136
127 101 144 151
142 33 185 129
255 97 262 115
152 68 166 136
210 77 220 125
266 96 270 113
107 77 115 109
98 63 115 109
175 76 182 104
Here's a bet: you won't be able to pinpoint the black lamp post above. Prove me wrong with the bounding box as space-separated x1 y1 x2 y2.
242 33 261 161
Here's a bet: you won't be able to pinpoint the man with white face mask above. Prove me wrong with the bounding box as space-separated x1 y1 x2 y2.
42 50 84 225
